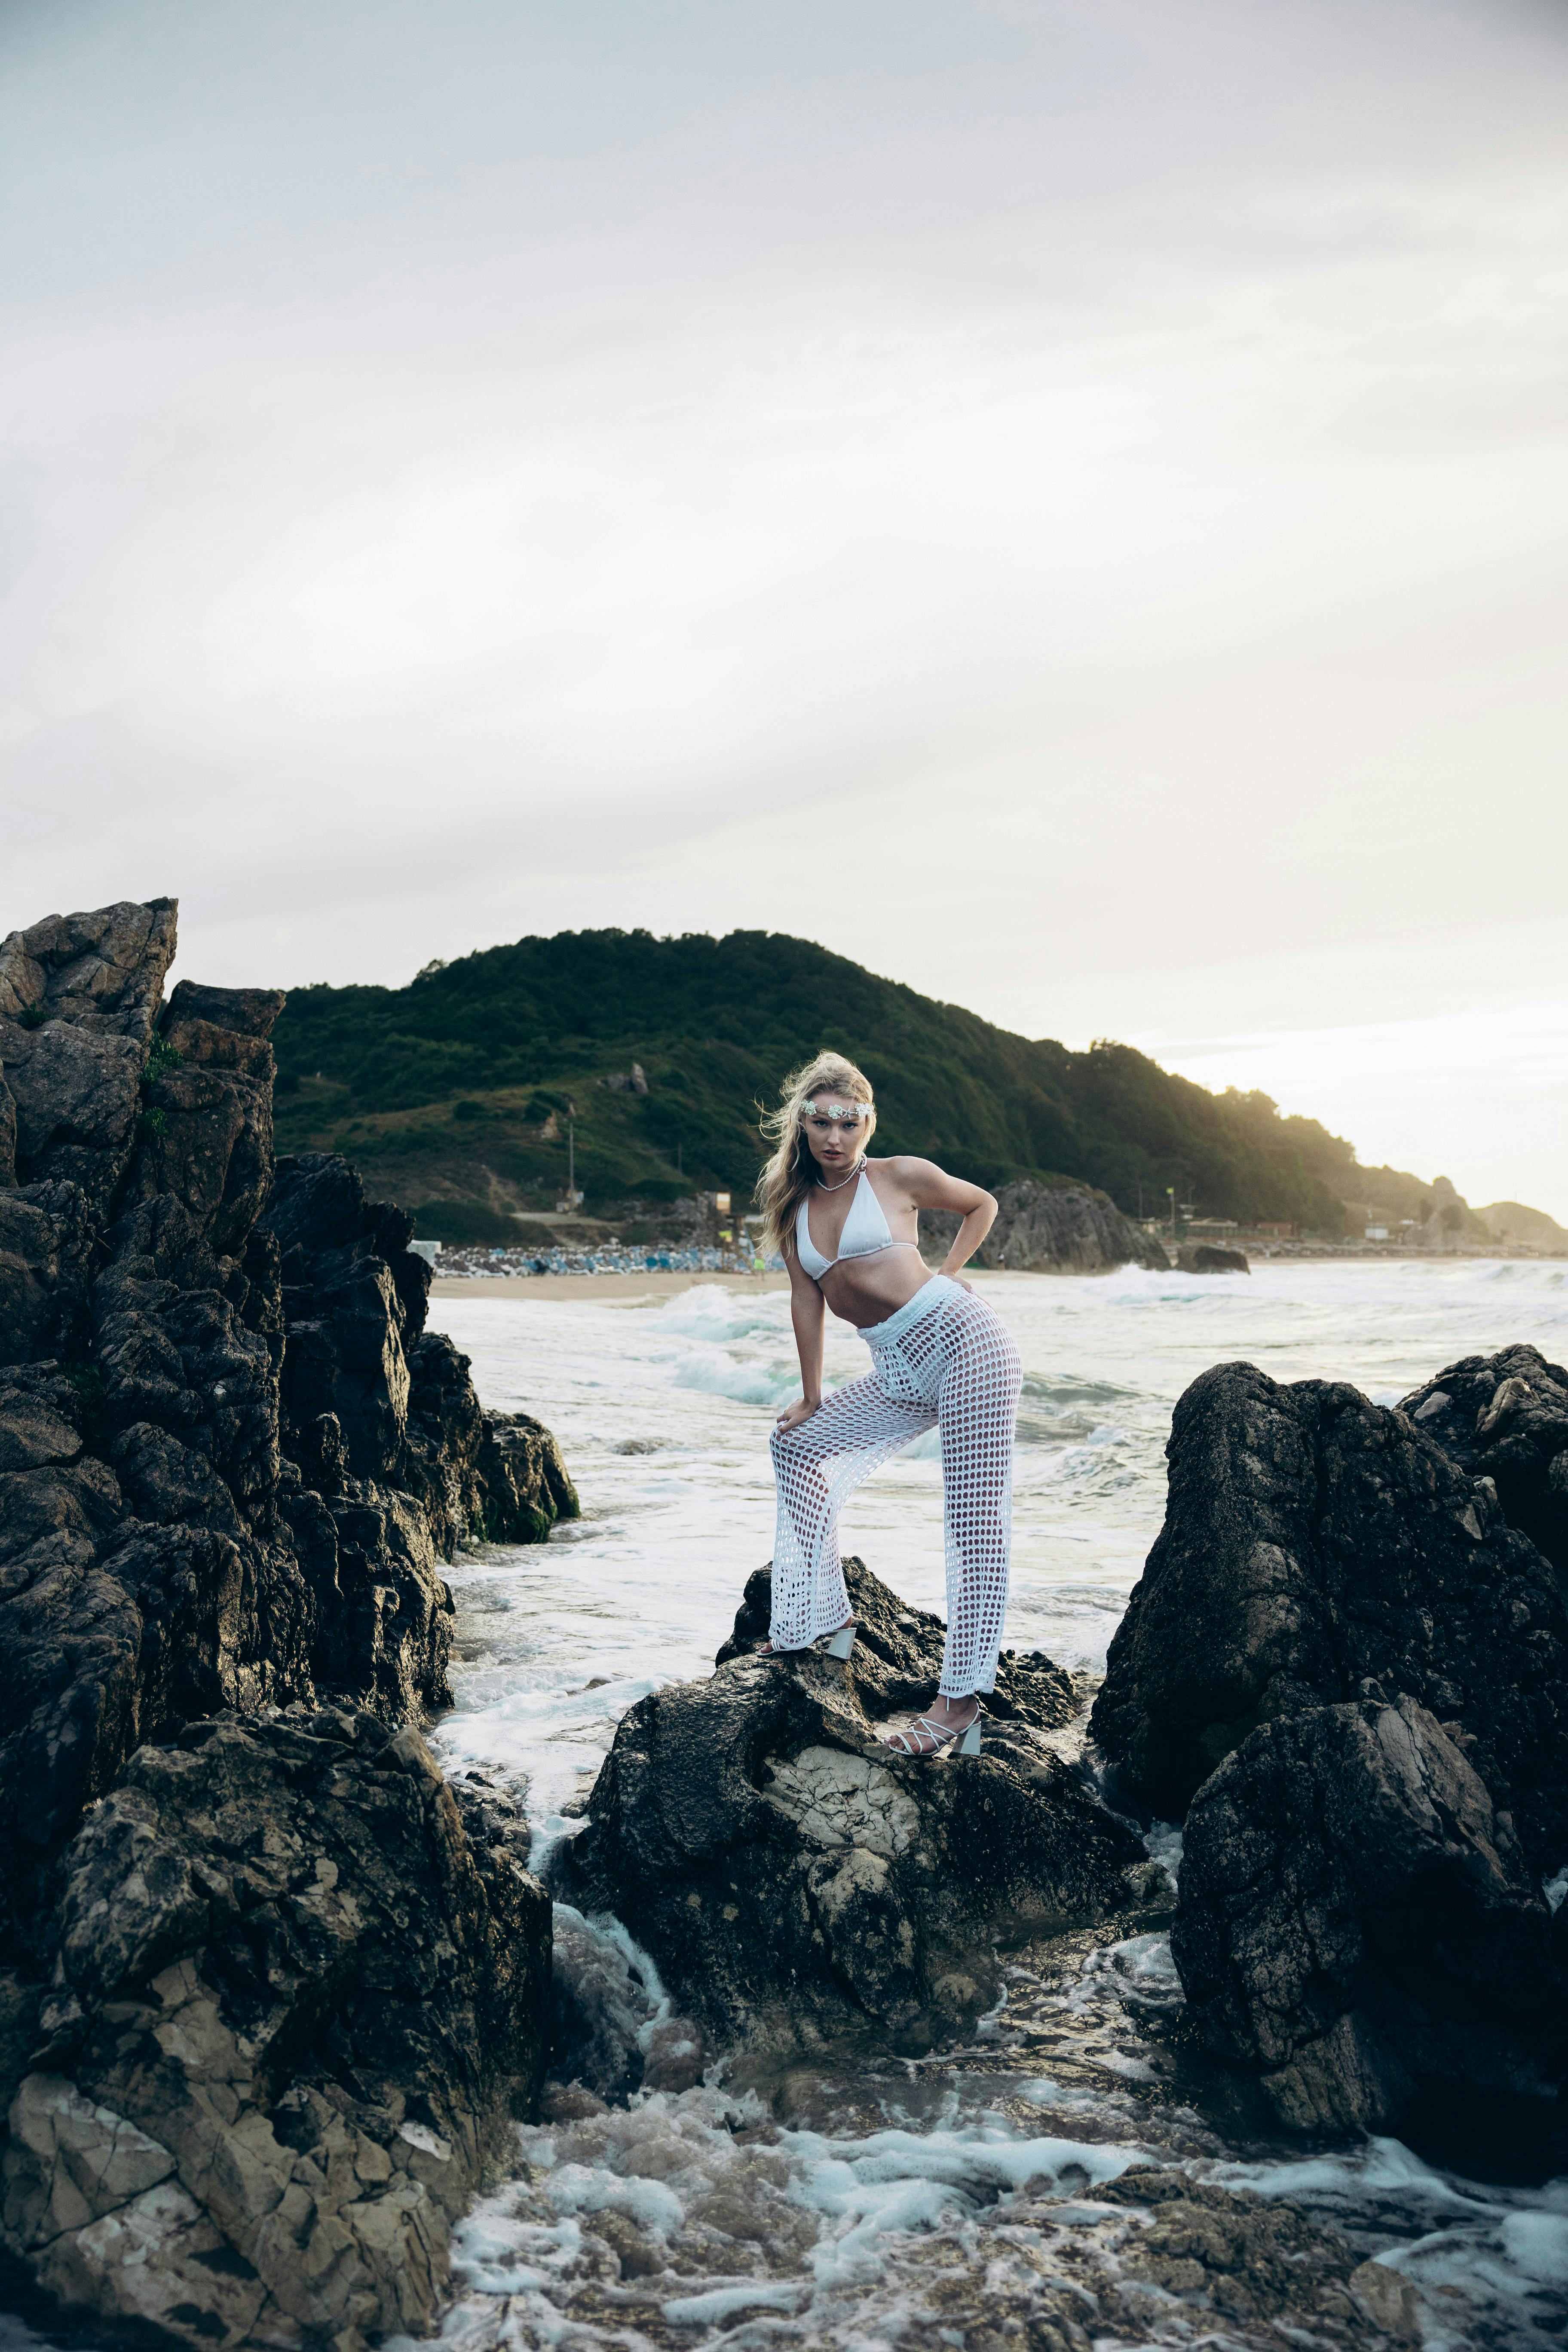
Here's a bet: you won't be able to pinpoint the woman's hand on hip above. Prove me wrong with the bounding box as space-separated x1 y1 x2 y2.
775 1395 820 1432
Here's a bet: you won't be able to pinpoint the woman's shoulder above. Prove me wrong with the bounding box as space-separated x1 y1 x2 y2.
866 1153 942 1186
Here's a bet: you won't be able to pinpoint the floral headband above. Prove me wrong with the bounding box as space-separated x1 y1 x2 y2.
801 1098 873 1123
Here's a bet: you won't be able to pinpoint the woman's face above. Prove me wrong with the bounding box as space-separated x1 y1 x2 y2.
800 1096 873 1178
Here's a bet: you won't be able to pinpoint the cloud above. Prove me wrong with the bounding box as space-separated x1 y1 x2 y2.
1 0 1564 1211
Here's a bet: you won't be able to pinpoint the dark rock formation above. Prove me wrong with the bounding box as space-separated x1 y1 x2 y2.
1172 1694 1563 2133
474 1410 581 1543
715 1554 1081 1730
266 1150 432 1485
0 899 575 2346
0 900 178 1213
265 1156 576 1550
1093 1351 1568 2133
1177 1242 1249 1274
1400 1340 1568 1590
2 1707 549 2351
1090 1360 1568 1860
557 1558 1150 2056
401 1329 579 1555
922 1180 1168 1274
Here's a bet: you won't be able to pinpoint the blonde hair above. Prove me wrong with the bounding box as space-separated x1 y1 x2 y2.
755 1052 877 1261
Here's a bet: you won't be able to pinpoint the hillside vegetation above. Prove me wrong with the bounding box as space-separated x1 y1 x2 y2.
270 928 1457 1246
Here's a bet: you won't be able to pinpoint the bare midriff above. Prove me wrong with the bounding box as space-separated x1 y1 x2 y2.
816 1245 934 1328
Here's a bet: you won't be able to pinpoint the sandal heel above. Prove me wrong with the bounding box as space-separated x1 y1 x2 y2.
823 1623 857 1661
956 1718 983 1756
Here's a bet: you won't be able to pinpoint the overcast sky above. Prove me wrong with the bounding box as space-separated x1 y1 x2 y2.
2 0 1565 1215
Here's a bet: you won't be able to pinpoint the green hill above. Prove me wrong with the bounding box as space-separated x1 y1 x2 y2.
270 928 1399 1247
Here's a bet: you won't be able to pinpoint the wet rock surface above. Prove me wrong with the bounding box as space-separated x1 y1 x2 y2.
0 899 573 2348
1174 1694 1564 2132
1093 1349 1568 2136
3 1707 549 2351
557 1559 1150 2055
1402 1340 1568 1592
1090 1358 1568 1856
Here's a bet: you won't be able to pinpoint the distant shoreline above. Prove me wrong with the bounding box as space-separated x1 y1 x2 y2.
426 1253 1563 1305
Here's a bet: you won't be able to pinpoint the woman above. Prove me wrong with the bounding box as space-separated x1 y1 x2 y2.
755 1051 1022 1757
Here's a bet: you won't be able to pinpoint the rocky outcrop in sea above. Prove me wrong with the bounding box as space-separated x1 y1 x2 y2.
922 1178 1168 1274
1091 1345 1568 2135
556 1558 1160 2064
0 900 576 2349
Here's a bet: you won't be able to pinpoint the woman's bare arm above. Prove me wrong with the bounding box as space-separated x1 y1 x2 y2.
887 1156 997 1280
776 1258 826 1428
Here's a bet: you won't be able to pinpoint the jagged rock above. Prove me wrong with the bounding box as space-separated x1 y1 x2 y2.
0 1708 551 2352
1401 1341 1568 1588
122 981 284 1257
402 1330 487 1556
1172 1694 1565 2133
0 1182 95 1368
92 1195 282 1526
556 1559 1146 2055
0 1383 317 1943
716 1556 1078 1730
266 1151 432 1486
403 1332 579 1553
1089 1360 1568 1864
0 897 577 2348
1176 1242 1249 1274
922 1179 1168 1274
475 1409 581 1544
318 1479 453 1720
0 1448 137 1911
0 900 178 1214
0 1362 86 1476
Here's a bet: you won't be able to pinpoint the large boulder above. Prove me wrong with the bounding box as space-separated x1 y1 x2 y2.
0 1708 551 2352
922 1179 1168 1274
1093 1351 1568 2138
1089 1360 1568 1865
557 1559 1149 2056
1177 1242 1249 1274
402 1329 580 1554
1172 1695 1565 2133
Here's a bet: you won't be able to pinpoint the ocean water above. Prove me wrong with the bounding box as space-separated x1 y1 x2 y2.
409 1259 1568 2352
6 1261 1568 2351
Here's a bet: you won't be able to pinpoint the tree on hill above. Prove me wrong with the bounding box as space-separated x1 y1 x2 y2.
270 929 1388 1239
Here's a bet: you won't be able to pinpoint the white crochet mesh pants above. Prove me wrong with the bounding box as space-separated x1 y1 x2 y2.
769 1276 1022 1696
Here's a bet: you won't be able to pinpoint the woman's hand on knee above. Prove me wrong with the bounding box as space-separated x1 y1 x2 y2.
775 1395 820 1433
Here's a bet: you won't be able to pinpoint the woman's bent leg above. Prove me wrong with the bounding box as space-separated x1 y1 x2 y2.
935 1295 1023 1697
769 1373 933 1651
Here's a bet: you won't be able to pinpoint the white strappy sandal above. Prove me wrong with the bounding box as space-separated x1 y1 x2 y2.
754 1620 858 1663
882 1701 985 1758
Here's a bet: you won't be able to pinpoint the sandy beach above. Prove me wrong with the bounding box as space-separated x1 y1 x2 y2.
426 1267 1024 1303
429 1268 795 1302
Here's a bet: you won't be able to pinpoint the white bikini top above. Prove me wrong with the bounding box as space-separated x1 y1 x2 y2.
795 1167 902 1282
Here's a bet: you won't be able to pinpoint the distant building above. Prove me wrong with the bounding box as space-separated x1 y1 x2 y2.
1365 1224 1389 1242
1256 1221 1295 1239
